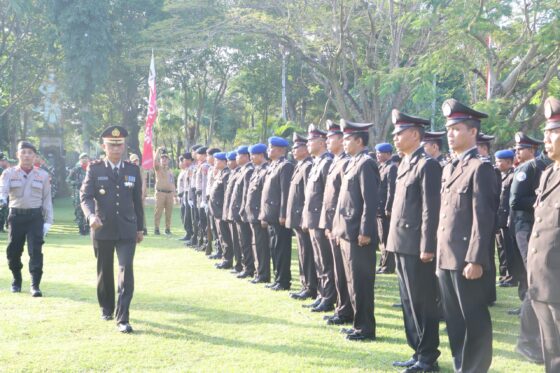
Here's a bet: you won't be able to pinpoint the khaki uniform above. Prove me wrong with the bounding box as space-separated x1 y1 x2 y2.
154 154 175 230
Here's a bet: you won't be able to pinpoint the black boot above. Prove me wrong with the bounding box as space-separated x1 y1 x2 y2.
11 272 22 293
31 273 42 297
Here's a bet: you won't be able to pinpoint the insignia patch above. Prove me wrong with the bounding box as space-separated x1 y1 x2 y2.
97 176 109 181
516 171 527 182
112 128 120 137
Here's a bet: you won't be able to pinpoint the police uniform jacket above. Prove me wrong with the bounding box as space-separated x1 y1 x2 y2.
386 147 441 255
223 167 241 222
209 167 230 219
319 153 350 231
497 168 514 228
528 166 560 303
510 159 544 213
302 152 332 229
259 157 294 224
230 162 254 222
437 148 498 270
378 159 397 216
80 160 144 240
332 151 380 242
286 157 312 229
244 162 268 224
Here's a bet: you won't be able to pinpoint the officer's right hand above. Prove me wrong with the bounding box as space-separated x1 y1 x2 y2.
89 215 103 230
261 221 268 228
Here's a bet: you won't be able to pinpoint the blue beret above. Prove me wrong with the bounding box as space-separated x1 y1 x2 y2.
214 152 227 161
236 145 250 155
249 143 267 154
227 151 237 161
268 136 289 147
375 143 393 153
495 149 515 159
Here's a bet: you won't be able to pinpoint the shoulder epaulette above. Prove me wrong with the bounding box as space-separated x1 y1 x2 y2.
90 160 103 165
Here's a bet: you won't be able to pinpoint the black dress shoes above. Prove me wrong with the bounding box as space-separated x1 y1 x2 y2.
154 228 160 235
401 361 439 372
302 297 322 308
311 302 335 313
326 315 353 325
178 235 190 241
30 286 42 297
271 283 290 291
515 344 544 364
392 302 403 308
215 261 232 269
250 277 269 284
11 282 21 293
392 358 417 368
265 282 279 289
346 331 375 341
507 307 521 315
236 271 253 279
290 289 316 301
340 327 355 335
117 322 133 333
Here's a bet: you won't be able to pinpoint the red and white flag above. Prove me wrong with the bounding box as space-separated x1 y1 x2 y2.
142 51 158 170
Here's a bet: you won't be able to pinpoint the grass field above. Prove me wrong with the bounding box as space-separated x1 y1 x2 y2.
0 198 544 372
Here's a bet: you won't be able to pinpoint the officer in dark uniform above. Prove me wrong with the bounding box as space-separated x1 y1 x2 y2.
0 152 8 232
510 131 550 363
302 124 335 312
259 136 294 291
244 144 270 284
230 146 255 278
375 142 397 274
286 133 315 299
208 152 233 268
386 110 442 373
217 151 240 270
422 131 447 167
333 119 380 341
494 149 522 288
321 120 352 325
529 96 560 373
437 99 498 373
67 153 90 235
0 141 53 296
80 126 144 333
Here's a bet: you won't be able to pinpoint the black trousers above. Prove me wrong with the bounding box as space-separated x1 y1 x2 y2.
93 239 136 324
197 206 208 246
190 190 199 242
438 269 492 373
208 212 220 255
532 300 560 373
310 228 335 304
217 219 233 263
496 227 524 284
181 201 193 238
236 221 254 274
6 211 44 285
329 238 352 319
395 253 440 365
229 222 242 271
251 222 270 281
269 223 292 287
511 214 543 356
294 228 317 295
339 238 376 337
377 215 394 272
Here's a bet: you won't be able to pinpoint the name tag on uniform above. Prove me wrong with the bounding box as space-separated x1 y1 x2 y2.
31 180 43 188
97 176 109 181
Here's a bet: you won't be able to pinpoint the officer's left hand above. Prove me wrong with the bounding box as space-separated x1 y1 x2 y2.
279 217 286 226
463 263 483 280
420 252 435 263
358 235 371 246
136 231 144 243
43 223 52 238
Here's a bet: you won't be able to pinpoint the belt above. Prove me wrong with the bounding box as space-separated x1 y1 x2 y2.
157 189 173 193
511 210 533 217
10 207 42 215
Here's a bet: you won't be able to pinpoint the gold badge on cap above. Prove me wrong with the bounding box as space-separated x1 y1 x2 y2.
544 101 552 119
99 188 106 195
111 128 121 137
515 133 522 143
442 102 452 116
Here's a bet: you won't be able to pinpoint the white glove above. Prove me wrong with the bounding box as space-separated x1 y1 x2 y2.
201 201 208 209
0 197 7 208
188 200 194 208
43 223 52 238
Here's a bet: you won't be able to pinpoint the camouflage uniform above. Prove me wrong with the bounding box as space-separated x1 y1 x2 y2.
67 164 89 235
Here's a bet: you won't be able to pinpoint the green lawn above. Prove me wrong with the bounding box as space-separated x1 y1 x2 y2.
0 198 543 372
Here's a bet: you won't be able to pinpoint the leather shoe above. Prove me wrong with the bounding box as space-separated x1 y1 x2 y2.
515 344 544 364
265 282 279 289
236 271 253 279
216 261 232 269
508 307 521 316
11 283 21 293
346 331 375 341
402 361 439 372
30 286 42 297
154 229 160 235
291 290 316 300
250 277 269 284
303 297 322 308
393 358 417 368
178 235 189 241
117 322 133 333
326 315 353 325
271 283 290 291
311 302 335 313
340 327 355 334
230 269 241 274
101 314 114 321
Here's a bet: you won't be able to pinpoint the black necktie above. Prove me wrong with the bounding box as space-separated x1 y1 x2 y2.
113 167 119 179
